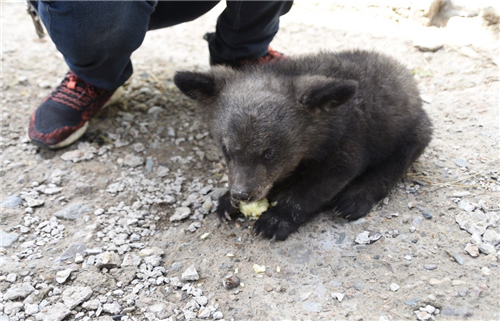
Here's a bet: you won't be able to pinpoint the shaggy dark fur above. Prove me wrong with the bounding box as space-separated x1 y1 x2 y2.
174 50 432 240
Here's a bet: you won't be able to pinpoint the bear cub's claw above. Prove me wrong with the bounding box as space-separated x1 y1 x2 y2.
252 208 299 241
216 191 238 222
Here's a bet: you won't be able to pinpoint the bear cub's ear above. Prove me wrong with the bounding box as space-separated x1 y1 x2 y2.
173 66 236 102
173 71 216 101
295 75 358 110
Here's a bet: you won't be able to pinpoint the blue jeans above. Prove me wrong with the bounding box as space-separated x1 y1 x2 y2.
30 1 293 90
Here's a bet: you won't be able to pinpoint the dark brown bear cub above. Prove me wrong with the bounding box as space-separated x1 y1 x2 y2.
174 50 432 241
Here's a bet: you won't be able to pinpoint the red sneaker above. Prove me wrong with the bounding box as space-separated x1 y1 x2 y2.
237 47 286 67
28 71 120 149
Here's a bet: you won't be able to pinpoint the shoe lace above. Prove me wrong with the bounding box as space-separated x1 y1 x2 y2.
51 72 103 110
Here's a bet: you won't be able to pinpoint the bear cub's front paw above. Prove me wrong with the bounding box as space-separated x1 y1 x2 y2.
216 191 238 221
252 207 300 241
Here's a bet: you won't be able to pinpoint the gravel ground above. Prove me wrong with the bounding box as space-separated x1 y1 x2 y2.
1 1 499 320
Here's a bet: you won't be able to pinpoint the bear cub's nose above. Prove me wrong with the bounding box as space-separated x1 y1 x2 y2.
231 190 250 202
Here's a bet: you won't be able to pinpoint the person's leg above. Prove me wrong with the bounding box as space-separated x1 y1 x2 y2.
207 1 293 66
28 1 158 148
148 1 220 30
34 1 156 91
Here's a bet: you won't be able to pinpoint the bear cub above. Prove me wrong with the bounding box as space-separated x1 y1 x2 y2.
174 50 432 241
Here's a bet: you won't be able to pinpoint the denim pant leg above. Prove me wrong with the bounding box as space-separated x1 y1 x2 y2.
209 1 293 64
33 1 156 91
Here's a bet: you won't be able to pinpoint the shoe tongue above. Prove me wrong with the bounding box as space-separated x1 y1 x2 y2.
67 77 77 90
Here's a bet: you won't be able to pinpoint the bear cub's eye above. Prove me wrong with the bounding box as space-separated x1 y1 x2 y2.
263 149 276 161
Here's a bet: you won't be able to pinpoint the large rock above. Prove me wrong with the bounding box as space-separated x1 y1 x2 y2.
4 283 35 301
35 302 70 321
0 230 19 247
54 203 92 220
62 286 93 309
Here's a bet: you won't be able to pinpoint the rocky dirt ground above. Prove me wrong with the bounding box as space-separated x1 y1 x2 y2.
1 1 499 320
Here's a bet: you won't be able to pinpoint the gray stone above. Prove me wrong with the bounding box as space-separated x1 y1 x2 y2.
194 296 208 306
441 307 462 316
121 253 141 267
62 286 93 309
355 231 382 244
302 301 323 313
424 264 438 270
455 212 489 235
198 306 216 319
35 302 71 321
156 165 170 178
82 299 101 310
4 282 35 300
172 262 183 271
0 195 22 207
353 282 364 291
184 309 197 320
452 253 465 265
471 233 483 245
390 283 400 291
416 206 433 220
222 275 240 290
181 265 199 281
208 188 228 200
25 303 39 315
123 154 144 167
26 198 44 207
102 302 122 315
56 268 73 284
170 207 191 222
0 230 19 247
404 298 420 307
478 243 496 255
6 273 17 282
331 292 345 302
482 228 500 246
54 203 92 220
213 311 224 320
454 158 468 168
95 251 121 268
148 106 163 116
464 243 479 257
145 156 154 173
420 305 436 315
414 310 432 321
457 200 475 212
4 302 23 315
56 243 87 263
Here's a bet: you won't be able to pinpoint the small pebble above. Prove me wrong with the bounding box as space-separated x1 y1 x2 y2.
181 265 199 281
478 243 496 255
264 284 274 292
331 292 345 302
390 283 400 292
454 158 468 168
451 253 465 265
222 275 240 290
464 244 479 257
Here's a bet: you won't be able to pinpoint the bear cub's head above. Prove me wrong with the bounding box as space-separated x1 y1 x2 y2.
174 65 358 204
